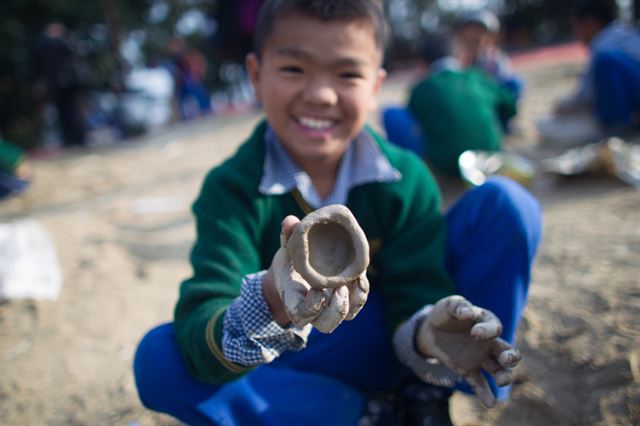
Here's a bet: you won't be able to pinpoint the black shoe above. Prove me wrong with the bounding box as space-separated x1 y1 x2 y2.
396 378 453 426
357 394 401 426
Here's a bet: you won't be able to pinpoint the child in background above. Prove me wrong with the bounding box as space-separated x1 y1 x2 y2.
454 10 522 96
133 2 541 425
0 138 31 200
384 32 517 176
454 9 523 132
541 0 640 141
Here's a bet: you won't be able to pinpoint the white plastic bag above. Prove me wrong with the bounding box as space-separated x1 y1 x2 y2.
0 219 62 301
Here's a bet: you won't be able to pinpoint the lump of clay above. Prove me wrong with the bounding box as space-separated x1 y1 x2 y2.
287 205 369 289
274 205 370 333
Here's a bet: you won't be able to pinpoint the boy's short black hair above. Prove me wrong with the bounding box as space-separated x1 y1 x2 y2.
253 0 387 58
572 0 618 25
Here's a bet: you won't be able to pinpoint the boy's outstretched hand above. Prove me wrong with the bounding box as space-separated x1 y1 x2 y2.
416 295 521 408
263 215 369 334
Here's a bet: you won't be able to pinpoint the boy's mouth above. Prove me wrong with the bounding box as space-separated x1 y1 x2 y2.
296 116 335 131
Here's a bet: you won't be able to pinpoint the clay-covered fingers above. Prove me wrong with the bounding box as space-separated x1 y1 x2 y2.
491 337 521 368
429 295 478 329
280 215 300 247
481 358 513 387
287 287 326 327
303 274 369 332
344 274 369 320
433 297 504 340
311 286 349 333
273 248 326 326
470 308 503 341
464 371 496 408
481 338 520 387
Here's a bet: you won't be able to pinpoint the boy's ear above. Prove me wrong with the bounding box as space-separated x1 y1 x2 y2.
369 68 387 111
246 52 262 101
374 68 387 93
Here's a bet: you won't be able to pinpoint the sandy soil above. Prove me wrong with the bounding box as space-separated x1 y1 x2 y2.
0 57 638 426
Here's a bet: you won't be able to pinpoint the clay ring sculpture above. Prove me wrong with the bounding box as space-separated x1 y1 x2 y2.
274 204 370 333
287 205 369 289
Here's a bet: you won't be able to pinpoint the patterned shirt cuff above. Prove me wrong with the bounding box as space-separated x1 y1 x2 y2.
222 270 312 366
392 304 460 387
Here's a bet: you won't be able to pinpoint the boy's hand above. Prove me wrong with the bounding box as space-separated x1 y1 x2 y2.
265 215 369 333
14 161 31 180
416 295 521 408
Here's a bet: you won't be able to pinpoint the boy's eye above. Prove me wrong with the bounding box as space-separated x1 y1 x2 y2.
340 71 364 80
279 66 303 74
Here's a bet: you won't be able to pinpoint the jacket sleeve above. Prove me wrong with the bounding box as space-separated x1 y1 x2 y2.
173 169 263 384
494 79 518 124
0 139 24 174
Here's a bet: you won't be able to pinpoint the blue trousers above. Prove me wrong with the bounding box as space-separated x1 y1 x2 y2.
134 177 541 426
381 107 425 157
592 50 640 128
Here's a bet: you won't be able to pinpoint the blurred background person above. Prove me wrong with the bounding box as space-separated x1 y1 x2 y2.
167 38 211 120
539 0 640 144
30 22 87 147
383 32 518 177
454 9 524 132
0 137 31 200
558 0 640 130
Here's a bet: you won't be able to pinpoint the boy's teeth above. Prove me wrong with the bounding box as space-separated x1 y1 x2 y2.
299 117 332 130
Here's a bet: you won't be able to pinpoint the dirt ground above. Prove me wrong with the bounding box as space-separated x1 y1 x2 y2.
0 55 638 426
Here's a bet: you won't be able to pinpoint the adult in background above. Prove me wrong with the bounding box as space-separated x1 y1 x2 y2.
30 22 87 147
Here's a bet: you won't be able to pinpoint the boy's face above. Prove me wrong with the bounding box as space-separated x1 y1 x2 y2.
247 14 386 169
455 24 489 59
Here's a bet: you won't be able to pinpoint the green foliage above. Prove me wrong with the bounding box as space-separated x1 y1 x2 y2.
501 0 574 46
0 0 211 149
0 0 133 147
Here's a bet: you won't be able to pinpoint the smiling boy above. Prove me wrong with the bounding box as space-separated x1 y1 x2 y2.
246 11 385 190
133 2 541 425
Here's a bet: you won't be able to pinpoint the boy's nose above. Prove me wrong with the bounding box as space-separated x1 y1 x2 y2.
302 78 338 106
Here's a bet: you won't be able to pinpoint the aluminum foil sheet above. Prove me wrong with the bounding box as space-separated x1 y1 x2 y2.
458 150 536 188
542 137 640 189
541 143 605 175
607 137 640 189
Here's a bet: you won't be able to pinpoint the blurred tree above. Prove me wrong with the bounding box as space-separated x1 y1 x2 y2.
383 0 440 64
0 0 601 149
0 0 214 149
501 0 574 47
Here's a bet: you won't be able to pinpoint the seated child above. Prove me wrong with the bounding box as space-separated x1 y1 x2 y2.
133 2 541 425
383 32 517 176
454 10 523 106
0 138 31 200
539 0 640 143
